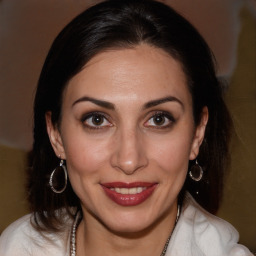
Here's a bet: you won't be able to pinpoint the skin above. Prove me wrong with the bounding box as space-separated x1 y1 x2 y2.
46 44 208 256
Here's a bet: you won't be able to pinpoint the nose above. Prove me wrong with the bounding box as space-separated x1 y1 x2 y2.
110 128 148 175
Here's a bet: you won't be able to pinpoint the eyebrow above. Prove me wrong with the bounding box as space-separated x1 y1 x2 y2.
143 96 184 109
72 95 183 110
72 96 115 109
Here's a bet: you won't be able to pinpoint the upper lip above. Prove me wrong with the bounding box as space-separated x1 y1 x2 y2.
101 182 157 188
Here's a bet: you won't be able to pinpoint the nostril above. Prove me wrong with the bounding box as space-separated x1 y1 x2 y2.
110 131 148 174
116 153 149 174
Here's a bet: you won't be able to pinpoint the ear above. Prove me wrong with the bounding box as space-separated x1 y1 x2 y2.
189 106 208 160
45 112 66 159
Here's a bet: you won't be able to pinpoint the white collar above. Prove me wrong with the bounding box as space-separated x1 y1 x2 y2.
166 193 253 256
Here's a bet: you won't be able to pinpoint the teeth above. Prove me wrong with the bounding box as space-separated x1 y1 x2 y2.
137 187 143 193
111 187 147 195
129 188 137 194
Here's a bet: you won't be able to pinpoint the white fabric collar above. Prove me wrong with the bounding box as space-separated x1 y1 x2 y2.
0 193 253 255
166 193 253 256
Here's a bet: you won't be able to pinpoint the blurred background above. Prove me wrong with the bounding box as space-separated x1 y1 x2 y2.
0 0 255 251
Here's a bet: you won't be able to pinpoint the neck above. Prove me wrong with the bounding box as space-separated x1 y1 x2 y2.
76 204 179 256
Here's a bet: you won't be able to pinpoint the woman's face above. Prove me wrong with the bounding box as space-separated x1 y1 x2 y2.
47 44 207 233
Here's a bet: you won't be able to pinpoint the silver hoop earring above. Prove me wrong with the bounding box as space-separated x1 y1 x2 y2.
189 159 203 182
49 159 67 193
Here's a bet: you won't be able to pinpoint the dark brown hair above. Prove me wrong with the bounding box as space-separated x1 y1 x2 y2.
28 0 232 231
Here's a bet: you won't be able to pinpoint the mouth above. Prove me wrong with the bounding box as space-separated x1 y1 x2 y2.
110 187 147 194
101 182 158 206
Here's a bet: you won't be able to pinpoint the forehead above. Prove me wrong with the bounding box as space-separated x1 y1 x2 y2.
64 44 191 107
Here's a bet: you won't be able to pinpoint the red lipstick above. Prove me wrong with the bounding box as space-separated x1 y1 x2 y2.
101 182 157 206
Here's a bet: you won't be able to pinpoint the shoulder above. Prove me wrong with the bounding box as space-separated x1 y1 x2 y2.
0 213 71 256
167 193 253 256
0 214 33 255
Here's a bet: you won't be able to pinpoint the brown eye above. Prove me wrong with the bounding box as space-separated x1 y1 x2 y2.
153 115 165 126
144 112 175 128
82 112 112 129
92 115 104 125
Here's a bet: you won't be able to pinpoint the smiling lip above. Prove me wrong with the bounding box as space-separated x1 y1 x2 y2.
101 182 158 206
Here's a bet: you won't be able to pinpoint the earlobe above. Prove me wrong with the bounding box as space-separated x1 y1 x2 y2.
189 106 209 160
45 112 66 159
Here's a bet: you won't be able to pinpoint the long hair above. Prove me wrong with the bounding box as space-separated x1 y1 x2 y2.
28 0 232 231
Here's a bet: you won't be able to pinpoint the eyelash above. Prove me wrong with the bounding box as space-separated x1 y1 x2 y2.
144 111 176 129
81 112 112 130
80 111 176 130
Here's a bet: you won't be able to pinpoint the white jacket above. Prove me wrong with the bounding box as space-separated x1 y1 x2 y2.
0 194 253 256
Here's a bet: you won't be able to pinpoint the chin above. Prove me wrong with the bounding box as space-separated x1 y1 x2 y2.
107 220 153 235
99 210 160 235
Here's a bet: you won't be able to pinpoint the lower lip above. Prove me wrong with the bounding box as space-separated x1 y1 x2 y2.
101 184 157 206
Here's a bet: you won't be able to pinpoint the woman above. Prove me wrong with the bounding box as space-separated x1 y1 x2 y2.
0 0 253 255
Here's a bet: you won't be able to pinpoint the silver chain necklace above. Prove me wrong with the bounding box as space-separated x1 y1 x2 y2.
70 205 180 256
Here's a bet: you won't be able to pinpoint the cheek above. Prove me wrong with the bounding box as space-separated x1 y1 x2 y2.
62 133 112 205
61 128 111 178
148 131 193 177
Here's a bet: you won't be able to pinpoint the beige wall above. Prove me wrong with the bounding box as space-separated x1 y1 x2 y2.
0 1 255 252
0 145 28 232
218 8 256 250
